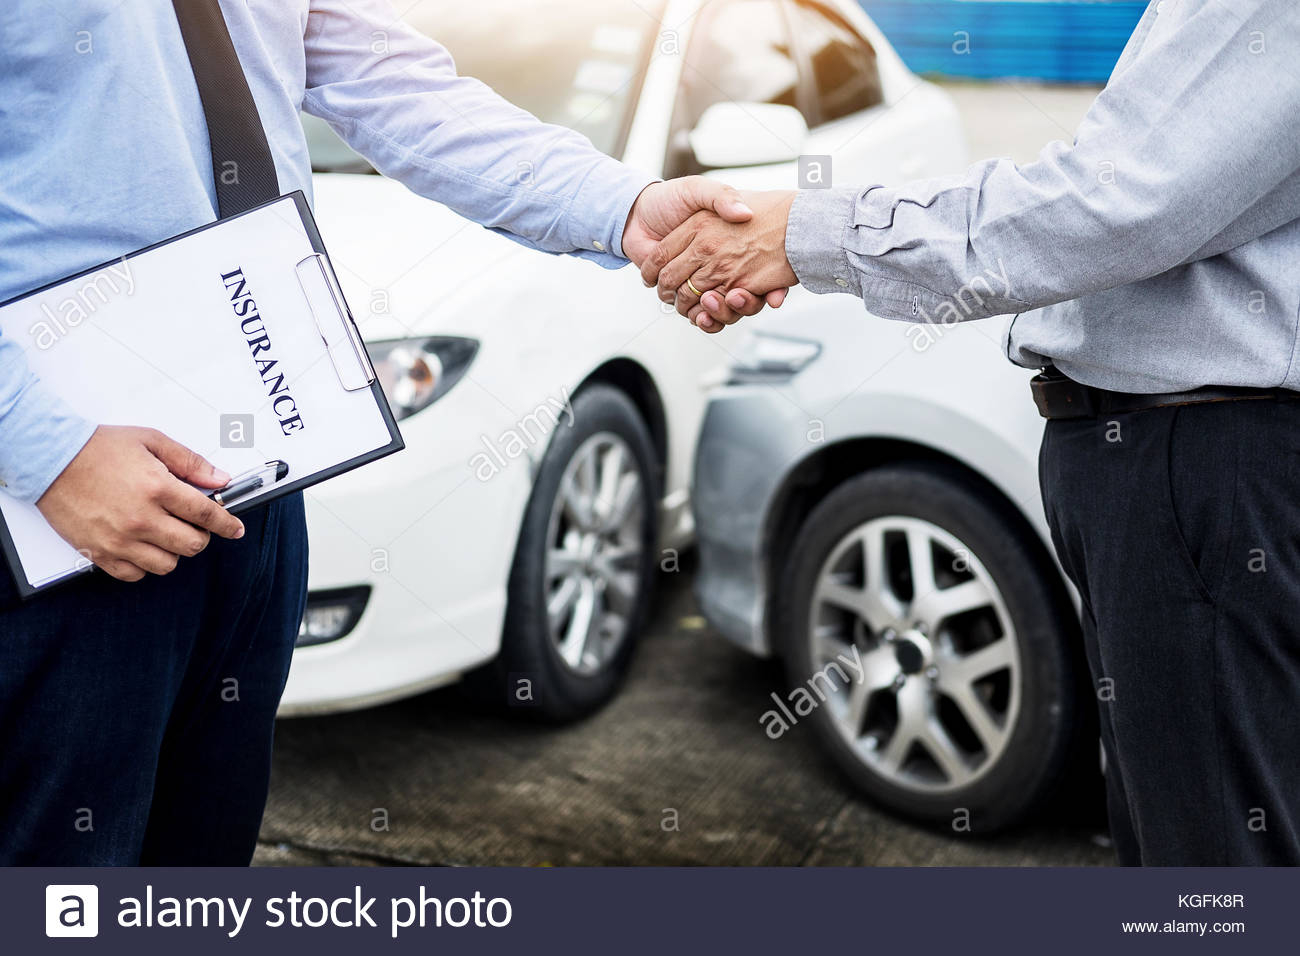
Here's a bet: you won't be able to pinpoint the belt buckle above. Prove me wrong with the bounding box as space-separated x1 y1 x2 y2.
1031 371 1096 419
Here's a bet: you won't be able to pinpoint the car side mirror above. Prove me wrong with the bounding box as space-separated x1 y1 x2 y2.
688 103 809 170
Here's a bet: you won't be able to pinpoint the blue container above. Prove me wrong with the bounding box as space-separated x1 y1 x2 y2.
859 1 1148 84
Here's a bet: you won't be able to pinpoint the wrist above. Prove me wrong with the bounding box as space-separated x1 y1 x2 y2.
771 191 797 287
784 188 860 295
0 379 97 504
620 179 665 261
569 160 654 264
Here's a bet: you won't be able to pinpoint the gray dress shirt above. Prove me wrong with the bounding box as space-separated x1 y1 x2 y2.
785 0 1300 393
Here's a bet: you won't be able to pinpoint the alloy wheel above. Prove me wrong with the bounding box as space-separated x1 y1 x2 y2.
807 516 1021 793
543 432 646 676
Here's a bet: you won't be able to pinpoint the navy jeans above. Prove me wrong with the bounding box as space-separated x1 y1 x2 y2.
1041 400 1300 865
0 493 307 865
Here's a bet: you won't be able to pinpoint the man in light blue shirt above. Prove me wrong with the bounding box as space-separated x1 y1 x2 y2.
0 0 764 864
644 0 1300 865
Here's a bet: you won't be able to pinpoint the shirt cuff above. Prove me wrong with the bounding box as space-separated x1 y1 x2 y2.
0 378 97 503
566 159 656 268
785 188 863 296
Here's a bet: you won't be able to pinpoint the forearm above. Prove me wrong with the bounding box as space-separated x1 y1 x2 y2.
787 0 1300 321
0 340 96 503
304 0 652 267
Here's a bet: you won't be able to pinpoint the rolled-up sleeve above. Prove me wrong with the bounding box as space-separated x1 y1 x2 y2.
301 0 654 267
0 339 95 503
786 0 1300 321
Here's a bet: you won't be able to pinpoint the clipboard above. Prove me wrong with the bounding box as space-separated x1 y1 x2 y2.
0 191 404 598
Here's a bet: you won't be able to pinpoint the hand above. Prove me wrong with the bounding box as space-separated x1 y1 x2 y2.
623 178 789 324
36 425 245 582
644 190 798 333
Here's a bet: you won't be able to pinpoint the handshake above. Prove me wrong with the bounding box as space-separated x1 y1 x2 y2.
622 178 799 334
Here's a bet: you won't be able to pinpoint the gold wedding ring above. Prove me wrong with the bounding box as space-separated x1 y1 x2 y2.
686 278 705 298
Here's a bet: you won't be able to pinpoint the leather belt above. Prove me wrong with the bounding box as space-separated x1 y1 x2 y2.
1031 368 1297 420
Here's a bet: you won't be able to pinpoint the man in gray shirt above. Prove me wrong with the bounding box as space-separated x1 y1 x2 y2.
643 0 1300 865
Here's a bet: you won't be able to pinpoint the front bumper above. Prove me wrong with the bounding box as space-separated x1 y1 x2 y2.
691 386 810 659
277 388 531 715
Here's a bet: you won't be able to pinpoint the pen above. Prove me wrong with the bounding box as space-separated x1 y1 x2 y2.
212 460 290 507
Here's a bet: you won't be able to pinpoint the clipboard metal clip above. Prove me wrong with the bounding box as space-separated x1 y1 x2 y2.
295 253 375 392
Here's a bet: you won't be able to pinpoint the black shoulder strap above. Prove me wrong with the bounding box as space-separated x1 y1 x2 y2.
171 0 281 218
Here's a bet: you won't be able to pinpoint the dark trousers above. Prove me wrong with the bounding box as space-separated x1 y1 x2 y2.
1041 399 1300 865
0 493 307 865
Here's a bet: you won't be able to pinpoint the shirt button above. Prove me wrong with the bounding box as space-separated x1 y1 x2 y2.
835 278 849 288
593 240 606 252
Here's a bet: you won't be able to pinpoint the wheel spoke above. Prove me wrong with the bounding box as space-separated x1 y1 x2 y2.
947 638 1015 684
942 680 1003 755
877 680 927 773
601 569 638 617
560 472 594 531
567 443 599 529
913 578 992 627
579 609 605 670
604 473 641 533
578 441 598 493
877 725 914 775
906 526 936 603
862 592 902 632
844 679 872 736
817 577 870 617
816 574 896 632
600 544 642 572
548 575 582 634
594 443 626 524
918 722 971 784
597 611 627 655
546 547 583 580
557 578 597 668
863 528 886 594
861 530 903 626
812 624 853 665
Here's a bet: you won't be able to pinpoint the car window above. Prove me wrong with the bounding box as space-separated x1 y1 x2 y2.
305 0 663 173
679 0 800 129
786 0 883 125
665 0 800 177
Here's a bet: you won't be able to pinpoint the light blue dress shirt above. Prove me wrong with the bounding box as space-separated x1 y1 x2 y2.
786 0 1300 394
0 0 651 502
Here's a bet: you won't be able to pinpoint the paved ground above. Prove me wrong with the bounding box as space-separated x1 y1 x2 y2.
257 563 1111 867
256 82 1109 868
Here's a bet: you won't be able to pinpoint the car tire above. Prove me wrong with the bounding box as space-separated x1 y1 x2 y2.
777 462 1084 832
479 384 660 722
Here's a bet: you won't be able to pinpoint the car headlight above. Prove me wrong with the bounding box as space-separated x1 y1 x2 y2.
726 332 821 385
368 336 478 421
297 586 370 647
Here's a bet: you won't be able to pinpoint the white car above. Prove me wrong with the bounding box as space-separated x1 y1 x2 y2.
280 0 967 719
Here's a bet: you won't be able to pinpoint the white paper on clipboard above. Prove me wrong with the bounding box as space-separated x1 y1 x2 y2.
0 193 401 595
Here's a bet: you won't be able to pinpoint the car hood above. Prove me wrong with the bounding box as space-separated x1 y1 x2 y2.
309 173 535 342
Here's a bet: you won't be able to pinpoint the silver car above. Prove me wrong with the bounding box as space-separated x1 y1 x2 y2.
693 302 1093 832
